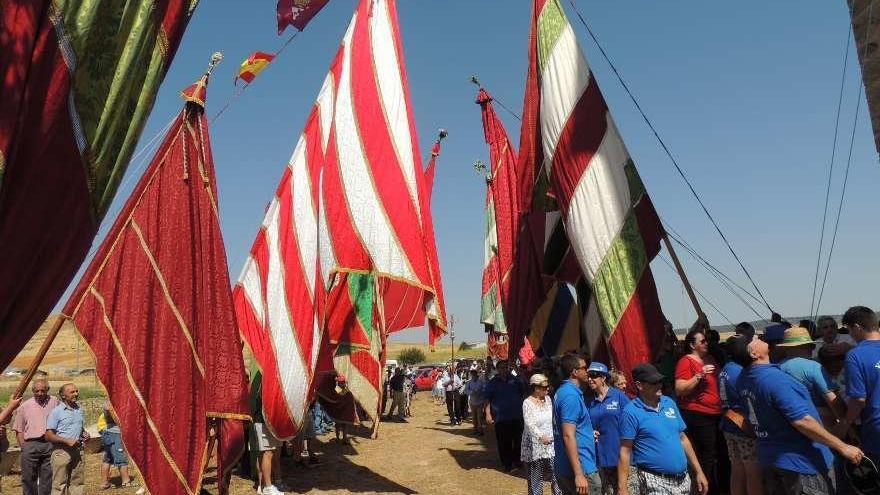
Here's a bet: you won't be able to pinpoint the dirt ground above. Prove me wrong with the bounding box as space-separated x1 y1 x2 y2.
0 393 533 495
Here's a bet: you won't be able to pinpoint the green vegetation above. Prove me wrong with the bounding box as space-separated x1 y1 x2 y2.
0 386 106 403
396 347 427 366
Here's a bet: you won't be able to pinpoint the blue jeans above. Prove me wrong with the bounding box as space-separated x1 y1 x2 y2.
101 430 128 466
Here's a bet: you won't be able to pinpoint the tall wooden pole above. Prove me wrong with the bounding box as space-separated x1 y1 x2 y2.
661 234 705 319
13 314 68 399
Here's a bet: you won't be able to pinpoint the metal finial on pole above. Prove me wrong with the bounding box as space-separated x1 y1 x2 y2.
469 75 481 87
438 128 448 141
205 51 223 76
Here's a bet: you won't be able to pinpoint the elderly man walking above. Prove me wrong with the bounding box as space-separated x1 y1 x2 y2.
45 384 88 495
619 364 709 495
12 379 59 495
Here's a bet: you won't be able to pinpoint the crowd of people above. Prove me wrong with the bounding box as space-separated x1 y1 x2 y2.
431 306 879 495
2 305 878 495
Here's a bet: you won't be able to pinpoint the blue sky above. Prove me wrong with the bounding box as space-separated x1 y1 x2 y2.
75 1 880 343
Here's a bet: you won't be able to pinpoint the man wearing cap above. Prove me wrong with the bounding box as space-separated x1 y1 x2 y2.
728 333 863 495
554 354 600 494
776 326 844 424
618 363 708 495
484 360 526 472
837 306 880 468
586 362 630 495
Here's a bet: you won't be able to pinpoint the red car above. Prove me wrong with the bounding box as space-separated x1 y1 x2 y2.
414 367 441 391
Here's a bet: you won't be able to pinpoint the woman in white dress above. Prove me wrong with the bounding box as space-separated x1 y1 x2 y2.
521 373 561 495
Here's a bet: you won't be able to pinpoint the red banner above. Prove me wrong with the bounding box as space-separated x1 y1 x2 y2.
63 75 250 495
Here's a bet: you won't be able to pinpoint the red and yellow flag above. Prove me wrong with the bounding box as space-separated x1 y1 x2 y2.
235 51 275 85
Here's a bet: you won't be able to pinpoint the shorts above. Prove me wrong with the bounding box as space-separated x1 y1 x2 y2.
101 430 128 466
763 465 835 495
251 422 281 452
637 469 691 495
724 431 758 462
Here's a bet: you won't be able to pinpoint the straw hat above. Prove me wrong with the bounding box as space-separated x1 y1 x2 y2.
529 373 549 387
776 326 816 347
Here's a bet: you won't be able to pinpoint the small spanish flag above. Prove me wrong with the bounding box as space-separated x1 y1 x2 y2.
235 51 275 85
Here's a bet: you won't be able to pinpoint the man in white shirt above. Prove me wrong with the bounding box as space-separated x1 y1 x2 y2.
442 366 463 425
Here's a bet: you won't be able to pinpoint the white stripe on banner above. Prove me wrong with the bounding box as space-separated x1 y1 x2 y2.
335 15 416 282
370 0 421 221
318 168 337 289
263 200 309 431
289 138 318 298
564 113 632 280
316 74 335 154
239 256 266 328
540 23 591 171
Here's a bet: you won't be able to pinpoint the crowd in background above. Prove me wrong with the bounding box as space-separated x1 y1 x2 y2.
432 305 880 495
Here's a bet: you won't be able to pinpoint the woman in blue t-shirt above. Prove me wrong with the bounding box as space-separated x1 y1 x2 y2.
586 362 632 494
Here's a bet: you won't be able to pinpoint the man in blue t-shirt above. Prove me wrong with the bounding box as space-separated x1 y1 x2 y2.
838 306 880 465
728 333 863 495
483 360 525 472
619 363 708 495
553 354 600 495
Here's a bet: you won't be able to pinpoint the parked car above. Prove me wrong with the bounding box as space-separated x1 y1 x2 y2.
414 367 441 391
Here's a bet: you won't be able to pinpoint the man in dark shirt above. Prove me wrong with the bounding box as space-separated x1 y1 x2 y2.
484 360 526 472
385 368 406 421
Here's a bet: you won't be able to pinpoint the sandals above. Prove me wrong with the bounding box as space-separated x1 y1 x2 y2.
121 480 140 488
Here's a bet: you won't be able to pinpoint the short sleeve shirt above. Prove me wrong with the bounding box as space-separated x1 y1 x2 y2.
588 387 630 468
484 375 525 422
46 403 84 440
553 380 598 478
737 364 833 474
719 361 746 436
619 395 687 475
845 340 880 454
779 357 838 408
11 396 59 440
675 355 722 415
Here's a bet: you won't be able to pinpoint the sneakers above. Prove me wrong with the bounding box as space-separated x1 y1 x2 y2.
261 485 285 495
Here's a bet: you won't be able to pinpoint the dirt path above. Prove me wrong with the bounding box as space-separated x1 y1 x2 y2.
228 393 527 494
1 393 532 495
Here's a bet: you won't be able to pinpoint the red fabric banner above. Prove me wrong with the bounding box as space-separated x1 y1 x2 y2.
0 0 194 371
62 75 250 495
277 0 331 33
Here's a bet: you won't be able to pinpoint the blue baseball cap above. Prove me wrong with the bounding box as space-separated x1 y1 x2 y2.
587 362 609 375
764 323 787 343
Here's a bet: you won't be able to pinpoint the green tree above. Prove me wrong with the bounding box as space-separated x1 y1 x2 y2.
397 347 426 366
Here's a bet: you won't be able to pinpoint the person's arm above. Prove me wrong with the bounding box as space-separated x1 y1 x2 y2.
791 415 863 464
618 440 633 495
0 396 22 426
44 429 77 448
680 433 709 495
821 391 846 422
675 359 703 397
561 422 588 494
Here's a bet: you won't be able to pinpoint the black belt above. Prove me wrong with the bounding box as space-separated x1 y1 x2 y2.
25 436 47 442
637 466 688 481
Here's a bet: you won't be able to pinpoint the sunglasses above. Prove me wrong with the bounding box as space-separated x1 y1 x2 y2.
587 372 605 379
